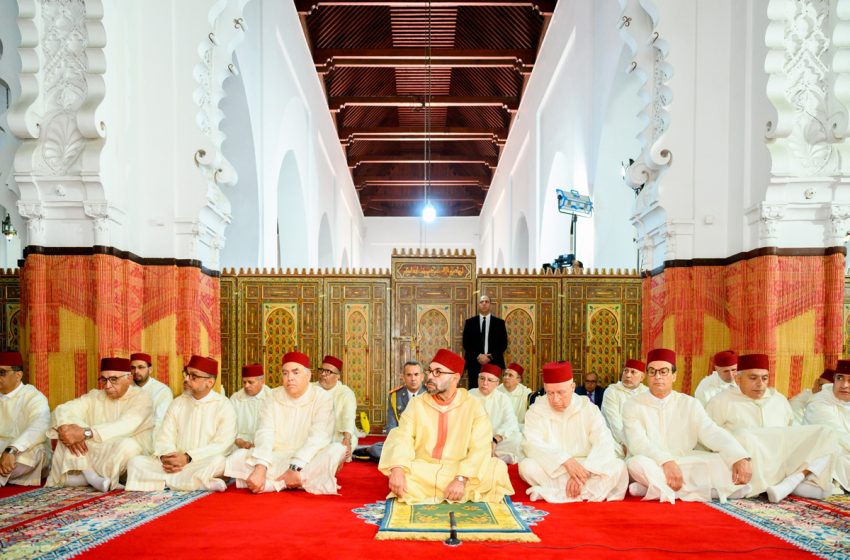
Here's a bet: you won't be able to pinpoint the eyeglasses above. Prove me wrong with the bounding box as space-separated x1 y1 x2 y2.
0 368 16 377
98 373 130 386
425 368 453 377
183 372 214 381
318 368 338 375
646 367 672 378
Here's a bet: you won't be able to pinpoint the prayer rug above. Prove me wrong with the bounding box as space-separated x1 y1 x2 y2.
370 497 545 542
708 495 850 559
0 489 209 559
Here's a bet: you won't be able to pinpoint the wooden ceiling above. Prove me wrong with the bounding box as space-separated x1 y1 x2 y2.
297 0 556 216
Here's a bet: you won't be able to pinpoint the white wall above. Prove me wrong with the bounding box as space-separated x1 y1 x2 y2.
0 0 25 261
361 216 479 269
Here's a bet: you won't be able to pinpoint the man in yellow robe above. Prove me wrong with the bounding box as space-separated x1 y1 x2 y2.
47 357 154 491
0 351 50 486
378 348 514 504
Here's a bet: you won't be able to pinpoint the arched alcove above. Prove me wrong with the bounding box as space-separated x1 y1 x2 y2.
340 248 349 269
513 214 529 269
277 151 308 269
496 249 505 270
318 212 334 269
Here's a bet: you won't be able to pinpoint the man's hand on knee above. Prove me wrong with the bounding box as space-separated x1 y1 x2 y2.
388 467 407 498
662 460 683 491
246 464 267 493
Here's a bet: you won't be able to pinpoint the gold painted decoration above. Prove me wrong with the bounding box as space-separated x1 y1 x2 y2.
586 304 622 384
416 304 451 365
503 304 535 373
263 303 298 386
344 303 369 398
396 263 472 280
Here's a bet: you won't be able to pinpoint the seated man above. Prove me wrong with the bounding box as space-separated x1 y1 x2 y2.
126 356 235 492
497 362 532 428
804 359 850 493
575 372 605 408
623 348 752 503
519 361 627 503
694 350 738 406
469 363 523 464
0 351 51 486
706 354 836 501
313 355 358 462
378 348 514 504
230 364 271 450
47 357 153 491
131 352 173 431
353 360 426 461
601 359 649 458
225 351 345 494
790 368 833 424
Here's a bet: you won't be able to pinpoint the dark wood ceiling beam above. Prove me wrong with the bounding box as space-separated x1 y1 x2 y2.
349 153 498 168
353 163 492 181
339 127 507 144
329 96 519 112
360 185 485 202
316 49 534 73
297 0 556 15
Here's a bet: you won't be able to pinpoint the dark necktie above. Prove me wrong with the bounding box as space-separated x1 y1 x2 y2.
480 316 487 350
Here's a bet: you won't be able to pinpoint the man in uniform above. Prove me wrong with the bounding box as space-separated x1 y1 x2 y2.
126 355 235 492
520 360 627 503
225 351 346 494
462 295 508 389
706 353 836 502
497 362 532 428
601 358 649 458
623 348 752 503
47 357 153 491
0 351 50 486
131 352 173 430
230 364 271 450
469 363 522 463
694 350 738 405
313 355 358 462
804 359 850 493
379 348 514 504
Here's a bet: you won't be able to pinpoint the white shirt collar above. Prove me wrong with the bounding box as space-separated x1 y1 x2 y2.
479 313 491 319
1 382 23 400
649 391 673 406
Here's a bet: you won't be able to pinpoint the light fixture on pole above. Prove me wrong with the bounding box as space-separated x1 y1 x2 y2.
1 214 17 239
421 0 436 224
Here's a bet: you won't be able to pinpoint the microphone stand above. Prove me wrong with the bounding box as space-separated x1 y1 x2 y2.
444 511 461 546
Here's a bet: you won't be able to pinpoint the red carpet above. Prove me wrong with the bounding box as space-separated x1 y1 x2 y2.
78 459 813 560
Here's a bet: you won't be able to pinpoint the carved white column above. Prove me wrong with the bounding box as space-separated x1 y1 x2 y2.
827 202 850 244
759 203 786 246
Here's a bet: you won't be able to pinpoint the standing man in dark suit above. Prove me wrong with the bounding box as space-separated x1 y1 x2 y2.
575 372 605 408
462 294 508 389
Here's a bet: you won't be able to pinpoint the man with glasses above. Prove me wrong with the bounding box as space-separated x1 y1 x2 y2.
0 351 50 486
519 361 627 503
313 355 357 462
462 295 508 389
497 362 532 428
225 351 345 494
576 372 605 408
126 355 235 492
469 363 522 464
804 359 850 494
694 350 738 405
130 352 173 431
230 364 271 451
601 359 649 458
47 357 154 491
706 353 836 502
623 348 752 503
379 348 513 504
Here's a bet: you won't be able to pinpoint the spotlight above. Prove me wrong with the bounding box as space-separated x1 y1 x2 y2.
422 202 436 223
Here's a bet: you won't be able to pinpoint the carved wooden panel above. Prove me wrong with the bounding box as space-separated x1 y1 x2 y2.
478 276 561 391
324 277 391 428
219 275 237 394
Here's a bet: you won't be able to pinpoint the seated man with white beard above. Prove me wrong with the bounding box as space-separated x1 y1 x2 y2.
694 350 738 406
48 357 154 491
225 351 346 494
805 359 850 493
790 368 834 424
601 358 649 458
519 361 627 503
623 348 752 503
126 356 236 492
497 363 532 428
706 353 836 502
469 363 523 464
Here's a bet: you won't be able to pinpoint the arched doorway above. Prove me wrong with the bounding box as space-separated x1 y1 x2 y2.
277 151 308 269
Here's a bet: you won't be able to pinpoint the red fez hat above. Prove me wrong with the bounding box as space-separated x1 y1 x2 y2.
187 355 218 377
542 361 573 384
130 352 152 365
835 360 850 374
820 368 836 383
480 363 501 378
0 351 23 367
738 353 770 371
647 348 676 366
322 355 343 372
506 363 524 378
432 348 464 374
282 351 310 369
101 357 131 373
714 350 738 368
624 359 646 373
241 364 264 378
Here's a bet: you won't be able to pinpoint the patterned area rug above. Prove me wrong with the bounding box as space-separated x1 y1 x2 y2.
356 497 546 542
708 494 850 559
0 488 209 559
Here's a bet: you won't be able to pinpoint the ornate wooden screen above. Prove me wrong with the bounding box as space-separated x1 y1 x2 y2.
0 271 21 354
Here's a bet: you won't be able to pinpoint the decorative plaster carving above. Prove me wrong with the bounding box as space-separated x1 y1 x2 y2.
766 0 837 176
827 203 850 244
759 203 786 244
17 200 45 244
83 200 109 244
